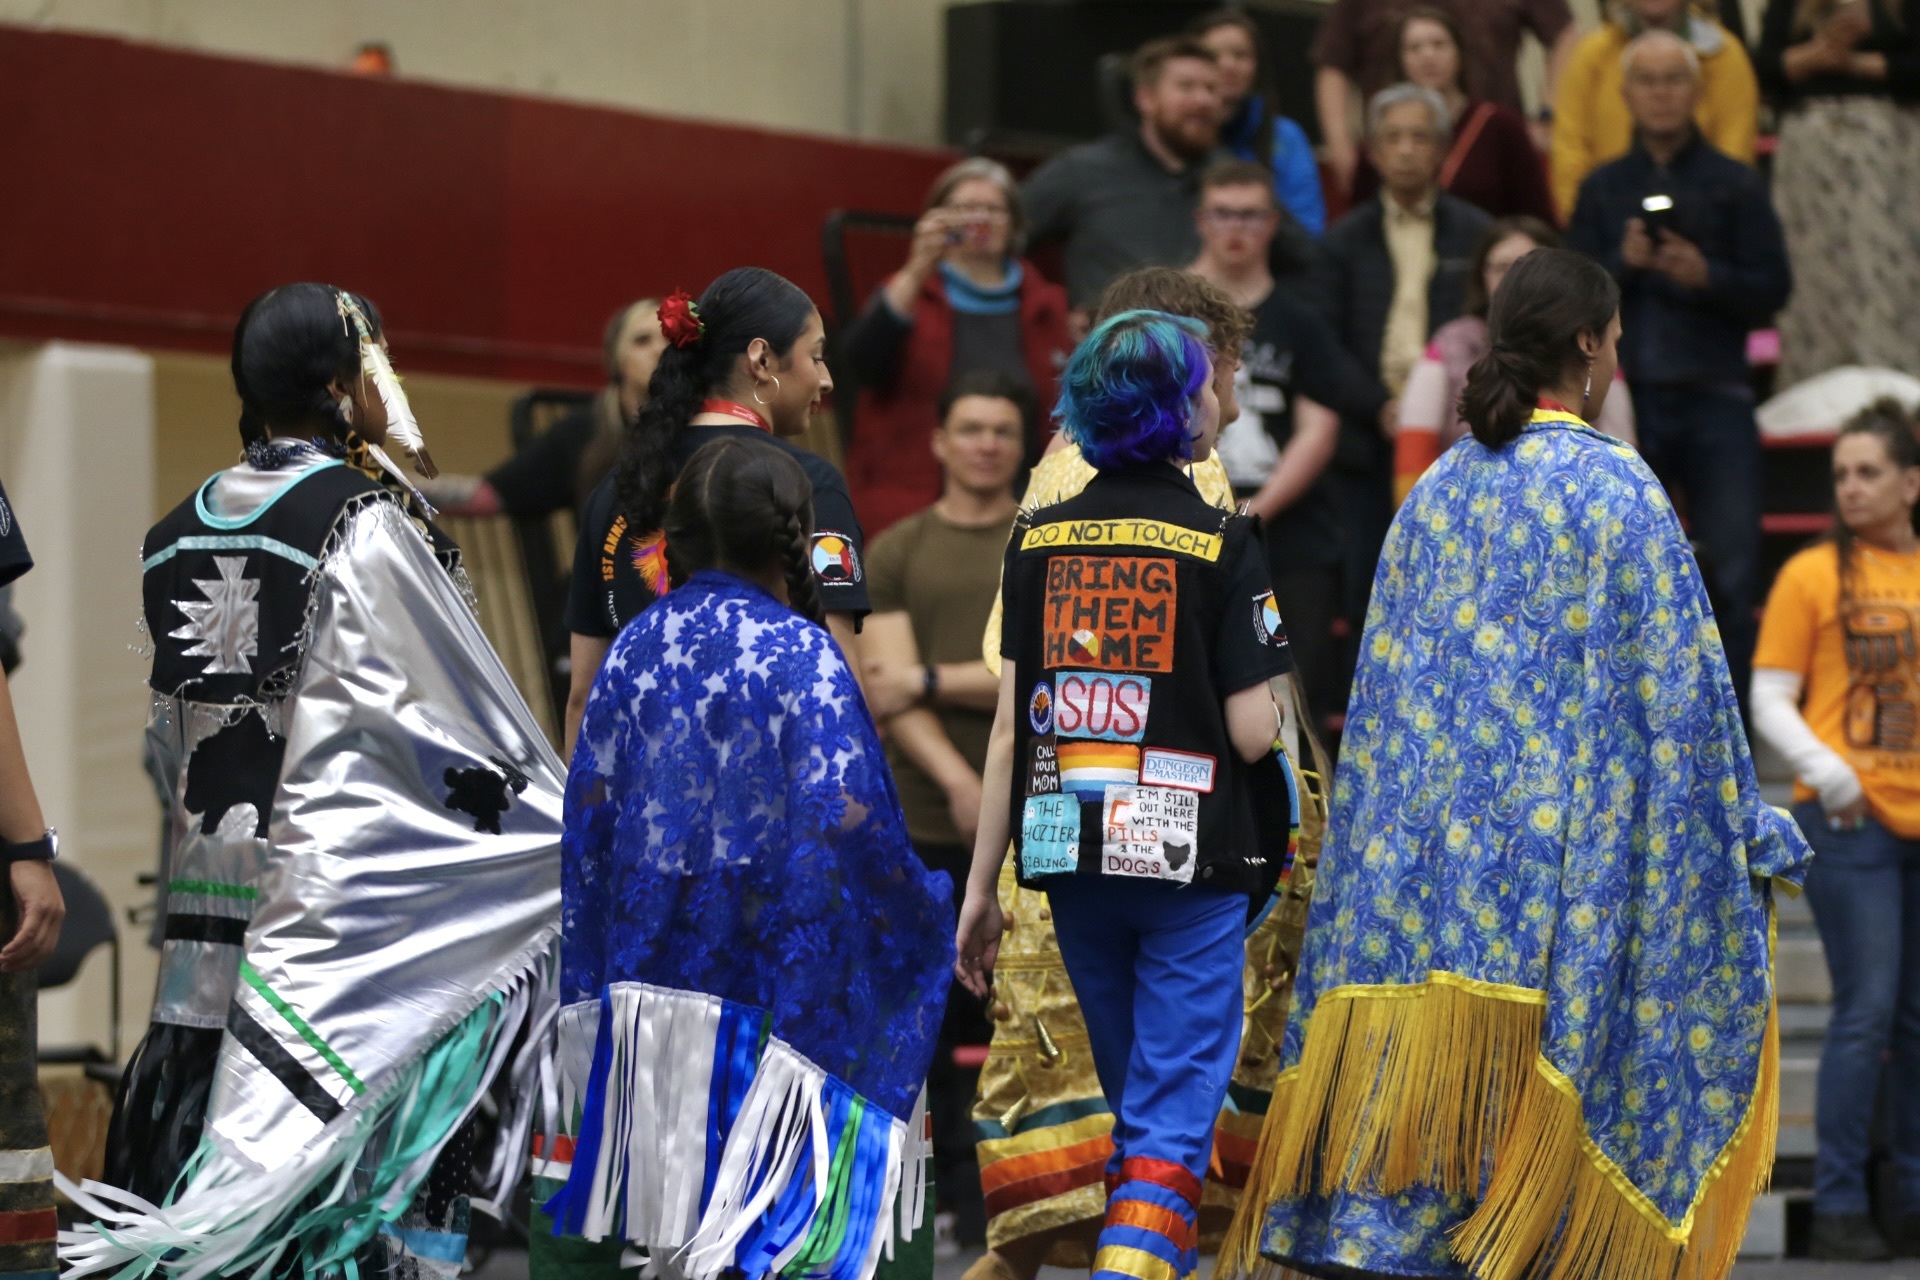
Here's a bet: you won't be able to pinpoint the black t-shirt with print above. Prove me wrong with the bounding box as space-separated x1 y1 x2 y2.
999 465 1294 898
564 424 871 638
487 406 597 519
0 478 30 589
1238 289 1388 569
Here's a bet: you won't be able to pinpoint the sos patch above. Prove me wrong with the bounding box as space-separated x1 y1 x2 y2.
1054 671 1151 743
1043 556 1176 673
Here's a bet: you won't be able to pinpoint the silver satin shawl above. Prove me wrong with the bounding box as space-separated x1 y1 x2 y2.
211 496 561 1168
64 497 563 1274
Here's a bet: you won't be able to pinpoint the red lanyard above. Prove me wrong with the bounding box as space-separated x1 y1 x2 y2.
1536 397 1580 418
699 399 772 432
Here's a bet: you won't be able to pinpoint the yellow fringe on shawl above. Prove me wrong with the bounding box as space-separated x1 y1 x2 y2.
1220 960 1779 1280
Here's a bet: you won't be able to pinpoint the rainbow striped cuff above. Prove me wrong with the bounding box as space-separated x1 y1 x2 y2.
1091 1158 1200 1280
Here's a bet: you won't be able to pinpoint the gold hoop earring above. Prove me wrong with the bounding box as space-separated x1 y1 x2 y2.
752 374 782 407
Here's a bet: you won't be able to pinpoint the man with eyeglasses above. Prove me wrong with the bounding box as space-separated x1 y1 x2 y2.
1567 29 1791 716
1190 160 1389 718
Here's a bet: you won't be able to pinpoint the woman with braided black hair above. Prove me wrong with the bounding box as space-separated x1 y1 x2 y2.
561 267 865 753
538 436 953 1280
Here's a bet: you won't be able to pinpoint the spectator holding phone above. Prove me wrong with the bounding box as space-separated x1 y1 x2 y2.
1567 29 1792 714
842 158 1071 538
1552 0 1758 222
1757 0 1920 387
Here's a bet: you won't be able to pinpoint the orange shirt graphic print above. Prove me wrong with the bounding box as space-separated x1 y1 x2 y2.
1844 601 1920 752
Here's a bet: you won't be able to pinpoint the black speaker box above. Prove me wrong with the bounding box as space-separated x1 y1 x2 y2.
945 1 1327 158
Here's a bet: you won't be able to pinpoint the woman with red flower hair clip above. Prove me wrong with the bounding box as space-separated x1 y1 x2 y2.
560 267 868 753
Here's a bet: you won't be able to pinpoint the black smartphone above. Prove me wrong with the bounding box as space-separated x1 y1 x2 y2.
1640 193 1676 239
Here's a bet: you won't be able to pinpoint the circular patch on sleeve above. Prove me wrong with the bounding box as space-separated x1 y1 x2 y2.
1253 591 1288 647
810 531 862 583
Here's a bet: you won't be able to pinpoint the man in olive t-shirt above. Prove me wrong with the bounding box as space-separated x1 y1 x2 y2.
860 370 1029 1246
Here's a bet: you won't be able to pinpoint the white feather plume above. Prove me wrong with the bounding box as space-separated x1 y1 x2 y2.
337 292 438 479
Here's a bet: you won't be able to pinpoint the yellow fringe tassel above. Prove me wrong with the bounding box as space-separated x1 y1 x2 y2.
1218 970 1779 1280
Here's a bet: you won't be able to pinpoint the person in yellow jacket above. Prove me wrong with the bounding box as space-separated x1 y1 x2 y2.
1551 0 1758 220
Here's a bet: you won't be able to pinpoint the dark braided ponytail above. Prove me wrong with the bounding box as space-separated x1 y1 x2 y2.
614 267 815 537
1459 249 1618 449
664 436 823 625
777 505 825 625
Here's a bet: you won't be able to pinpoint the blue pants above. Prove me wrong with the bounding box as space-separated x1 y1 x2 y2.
1796 803 1920 1217
1632 385 1763 715
1048 876 1246 1280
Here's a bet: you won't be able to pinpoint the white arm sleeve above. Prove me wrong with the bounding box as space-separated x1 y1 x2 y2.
1750 667 1863 812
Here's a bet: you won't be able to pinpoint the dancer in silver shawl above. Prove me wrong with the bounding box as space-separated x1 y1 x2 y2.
73 283 562 1277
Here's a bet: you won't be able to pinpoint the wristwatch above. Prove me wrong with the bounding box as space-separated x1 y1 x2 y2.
1 828 56 865
922 664 940 703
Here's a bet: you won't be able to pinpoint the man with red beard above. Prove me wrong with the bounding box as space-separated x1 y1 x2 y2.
1025 36 1310 325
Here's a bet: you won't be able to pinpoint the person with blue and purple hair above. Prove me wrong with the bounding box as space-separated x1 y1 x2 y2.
956 310 1299 1280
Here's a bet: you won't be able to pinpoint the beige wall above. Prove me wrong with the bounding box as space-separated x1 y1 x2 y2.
152 353 524 516
0 0 953 144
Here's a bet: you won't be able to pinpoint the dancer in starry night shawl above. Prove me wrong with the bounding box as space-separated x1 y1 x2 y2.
1223 249 1813 1280
72 283 561 1278
537 436 954 1280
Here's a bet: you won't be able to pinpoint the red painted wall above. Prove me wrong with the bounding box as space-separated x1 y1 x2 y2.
0 26 954 385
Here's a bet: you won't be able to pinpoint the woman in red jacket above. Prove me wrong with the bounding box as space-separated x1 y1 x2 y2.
842 158 1072 537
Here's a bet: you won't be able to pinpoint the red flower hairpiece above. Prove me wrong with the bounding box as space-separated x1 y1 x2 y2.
658 290 706 349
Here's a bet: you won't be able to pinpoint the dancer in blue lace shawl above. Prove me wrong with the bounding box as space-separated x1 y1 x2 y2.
543 436 955 1280
1223 250 1813 1280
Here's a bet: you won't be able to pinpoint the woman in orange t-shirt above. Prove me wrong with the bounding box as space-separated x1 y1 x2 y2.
1751 398 1920 1261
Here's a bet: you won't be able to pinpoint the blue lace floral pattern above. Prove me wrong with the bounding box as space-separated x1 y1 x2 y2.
1259 414 1812 1274
561 571 956 1121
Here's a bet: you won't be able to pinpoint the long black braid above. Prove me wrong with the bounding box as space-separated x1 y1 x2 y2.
664 436 822 624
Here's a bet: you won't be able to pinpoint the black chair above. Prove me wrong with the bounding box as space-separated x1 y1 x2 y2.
819 209 917 446
506 388 593 727
38 863 121 1086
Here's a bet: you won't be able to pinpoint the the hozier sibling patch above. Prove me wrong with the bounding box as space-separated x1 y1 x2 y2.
1139 747 1216 793
1101 784 1200 884
1042 555 1176 672
1054 671 1151 742
810 531 863 583
1057 741 1141 799
1253 590 1288 648
1027 739 1060 795
1020 793 1080 877
1028 681 1053 735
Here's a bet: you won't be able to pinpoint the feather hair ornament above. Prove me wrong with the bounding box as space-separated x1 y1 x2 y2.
336 291 439 480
